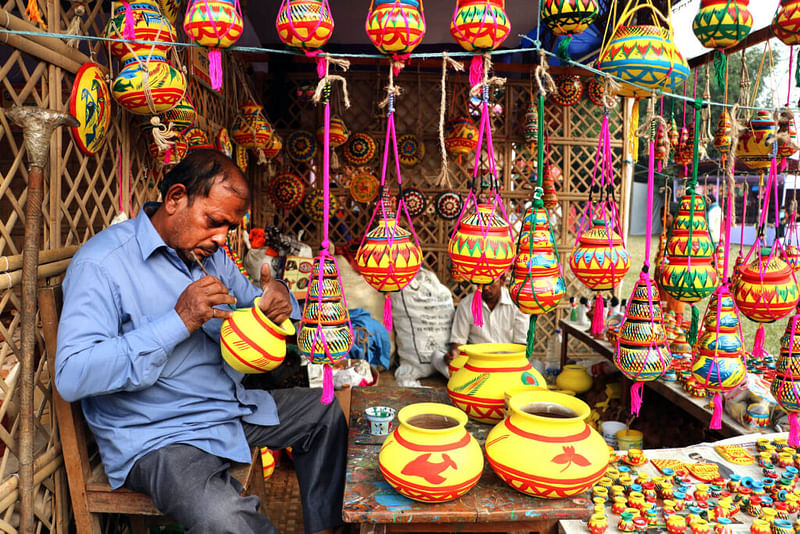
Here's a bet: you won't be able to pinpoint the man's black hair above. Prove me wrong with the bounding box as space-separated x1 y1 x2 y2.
158 149 244 202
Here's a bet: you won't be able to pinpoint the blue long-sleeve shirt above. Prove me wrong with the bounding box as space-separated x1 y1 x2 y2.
55 204 300 488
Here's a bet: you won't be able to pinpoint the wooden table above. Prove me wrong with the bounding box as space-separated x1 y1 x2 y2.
342 386 593 534
558 318 753 438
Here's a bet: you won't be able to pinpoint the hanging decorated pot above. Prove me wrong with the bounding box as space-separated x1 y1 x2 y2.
449 203 515 285
553 75 583 107
655 124 669 164
104 0 177 61
303 188 339 222
316 116 349 148
365 0 426 55
276 0 335 51
149 132 188 165
447 343 545 423
450 0 511 51
785 245 800 272
378 402 483 503
597 24 689 98
737 110 776 170
773 0 800 45
541 0 599 36
111 55 187 115
220 297 296 373
670 116 680 150
298 257 353 363
509 206 565 315
398 133 425 167
778 115 799 160
344 132 378 166
485 390 608 498
569 219 631 291
660 193 719 303
286 130 318 163
673 126 693 167
231 101 273 149
445 117 479 158
183 127 214 151
692 292 746 394
692 0 752 49
262 133 283 160
270 172 306 210
615 280 671 382
771 313 800 445
355 218 423 294
713 109 732 153
158 95 196 134
733 248 800 323
184 0 243 48
586 77 606 107
542 163 560 209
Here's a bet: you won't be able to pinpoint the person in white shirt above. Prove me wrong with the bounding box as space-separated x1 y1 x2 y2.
443 276 529 367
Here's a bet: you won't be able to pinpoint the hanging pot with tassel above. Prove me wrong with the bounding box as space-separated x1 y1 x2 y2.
276 0 335 51
184 0 244 91
569 219 630 291
445 117 479 160
449 203 515 286
733 247 800 323
104 0 177 61
692 0 752 49
365 0 426 55
541 0 599 37
542 163 560 209
772 310 800 446
737 110 776 171
231 101 273 150
773 0 800 45
450 0 510 51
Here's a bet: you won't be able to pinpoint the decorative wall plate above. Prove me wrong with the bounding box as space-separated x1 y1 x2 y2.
69 62 111 155
344 132 377 166
184 127 214 151
398 133 425 167
286 130 317 162
270 173 306 210
216 128 233 157
587 77 606 107
303 188 339 222
435 190 463 220
349 172 380 203
402 187 426 218
553 75 583 107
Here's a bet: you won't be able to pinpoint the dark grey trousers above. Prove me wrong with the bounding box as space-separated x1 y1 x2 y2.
125 388 347 534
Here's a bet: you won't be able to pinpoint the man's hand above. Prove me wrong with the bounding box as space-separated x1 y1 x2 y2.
445 343 461 365
258 263 292 324
175 276 237 333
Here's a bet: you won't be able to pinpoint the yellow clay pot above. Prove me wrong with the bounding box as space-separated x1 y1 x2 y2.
220 297 296 373
556 364 593 394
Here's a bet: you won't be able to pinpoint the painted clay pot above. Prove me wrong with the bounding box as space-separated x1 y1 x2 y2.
555 364 592 394
784 245 800 272
448 203 515 285
771 314 800 412
774 0 800 45
569 219 631 291
356 218 423 293
231 101 273 149
692 0 752 49
445 117 479 157
262 133 283 160
524 103 538 144
597 25 689 98
485 390 609 498
450 0 511 51
183 127 214 151
316 116 349 148
447 343 545 423
737 110 776 170
156 95 196 134
588 513 609 534
378 402 483 503
542 163 560 209
541 0 599 36
778 116 798 159
298 257 353 364
655 124 669 162
714 109 732 153
111 55 186 115
448 349 469 376
184 0 244 48
733 248 800 323
148 132 187 165
105 0 177 61
276 0 334 51
615 280 671 382
220 297 297 373
660 193 718 303
673 127 693 167
692 292 746 393
365 0 426 55
509 206 565 315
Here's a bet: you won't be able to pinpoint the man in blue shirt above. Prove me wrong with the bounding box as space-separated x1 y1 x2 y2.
55 150 346 534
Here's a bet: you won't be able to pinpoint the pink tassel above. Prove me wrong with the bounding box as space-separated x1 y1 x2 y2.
790 413 800 447
781 157 789 173
630 382 644 416
164 146 172 165
320 365 334 405
752 324 765 359
591 296 605 337
122 1 135 41
469 55 483 88
657 161 662 173
472 287 484 327
710 392 723 430
383 293 393 332
209 49 223 91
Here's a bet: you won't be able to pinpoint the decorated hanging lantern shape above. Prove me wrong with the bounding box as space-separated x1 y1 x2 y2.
445 116 479 163
276 0 334 51
317 116 349 148
231 101 273 151
262 133 283 161
159 95 197 134
184 0 244 90
365 0 426 57
655 123 669 169
737 110 776 171
450 0 511 52
673 126 692 168
772 311 800 446
669 116 680 150
692 0 752 49
773 0 800 45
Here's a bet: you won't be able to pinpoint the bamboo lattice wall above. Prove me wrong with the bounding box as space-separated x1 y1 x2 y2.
257 69 628 356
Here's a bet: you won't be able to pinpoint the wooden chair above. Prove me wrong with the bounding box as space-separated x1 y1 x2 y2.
39 285 268 534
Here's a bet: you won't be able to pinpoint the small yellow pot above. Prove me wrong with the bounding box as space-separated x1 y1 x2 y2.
556 364 593 394
220 297 296 373
378 402 483 503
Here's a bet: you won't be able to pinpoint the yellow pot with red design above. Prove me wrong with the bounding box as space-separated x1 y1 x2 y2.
733 248 800 323
355 218 423 292
365 0 427 55
450 0 511 51
378 402 483 503
447 343 545 423
276 0 335 51
220 297 297 373
737 110 776 171
111 56 187 115
444 117 479 157
569 219 630 291
448 203 515 285
485 390 609 498
774 0 800 45
105 0 177 61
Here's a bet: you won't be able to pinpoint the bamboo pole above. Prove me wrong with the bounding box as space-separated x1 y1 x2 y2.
7 107 77 534
0 260 73 291
0 247 78 274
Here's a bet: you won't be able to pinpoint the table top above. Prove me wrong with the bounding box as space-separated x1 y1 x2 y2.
342 386 594 525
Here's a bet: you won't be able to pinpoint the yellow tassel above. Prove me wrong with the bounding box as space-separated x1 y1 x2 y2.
26 0 47 30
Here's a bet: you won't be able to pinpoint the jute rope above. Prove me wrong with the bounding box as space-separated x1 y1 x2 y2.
434 52 464 188
312 54 351 108
65 3 85 48
150 116 175 151
379 65 403 109
470 53 506 98
533 49 556 97
635 93 667 141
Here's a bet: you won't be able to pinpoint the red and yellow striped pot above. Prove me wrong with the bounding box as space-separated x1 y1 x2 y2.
356 218 422 293
569 219 630 291
184 0 244 49
486 390 609 498
448 203 515 285
733 248 800 323
378 402 483 502
450 0 510 51
276 0 335 51
220 297 296 373
365 0 426 55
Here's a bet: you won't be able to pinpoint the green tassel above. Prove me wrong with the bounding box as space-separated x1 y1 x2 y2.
556 35 572 62
687 304 700 346
713 50 726 92
526 315 538 361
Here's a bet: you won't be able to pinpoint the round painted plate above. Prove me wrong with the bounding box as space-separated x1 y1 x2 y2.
69 62 111 155
184 127 214 151
216 128 233 157
271 173 306 210
435 190 463 220
235 144 248 172
587 77 605 107
344 132 377 166
398 133 425 167
303 188 339 222
553 75 583 107
286 130 317 162
402 187 427 218
350 172 380 203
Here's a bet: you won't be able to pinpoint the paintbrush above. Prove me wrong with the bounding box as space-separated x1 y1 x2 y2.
191 251 236 310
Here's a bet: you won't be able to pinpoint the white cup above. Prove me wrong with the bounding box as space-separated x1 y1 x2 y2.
365 406 396 436
601 421 626 448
